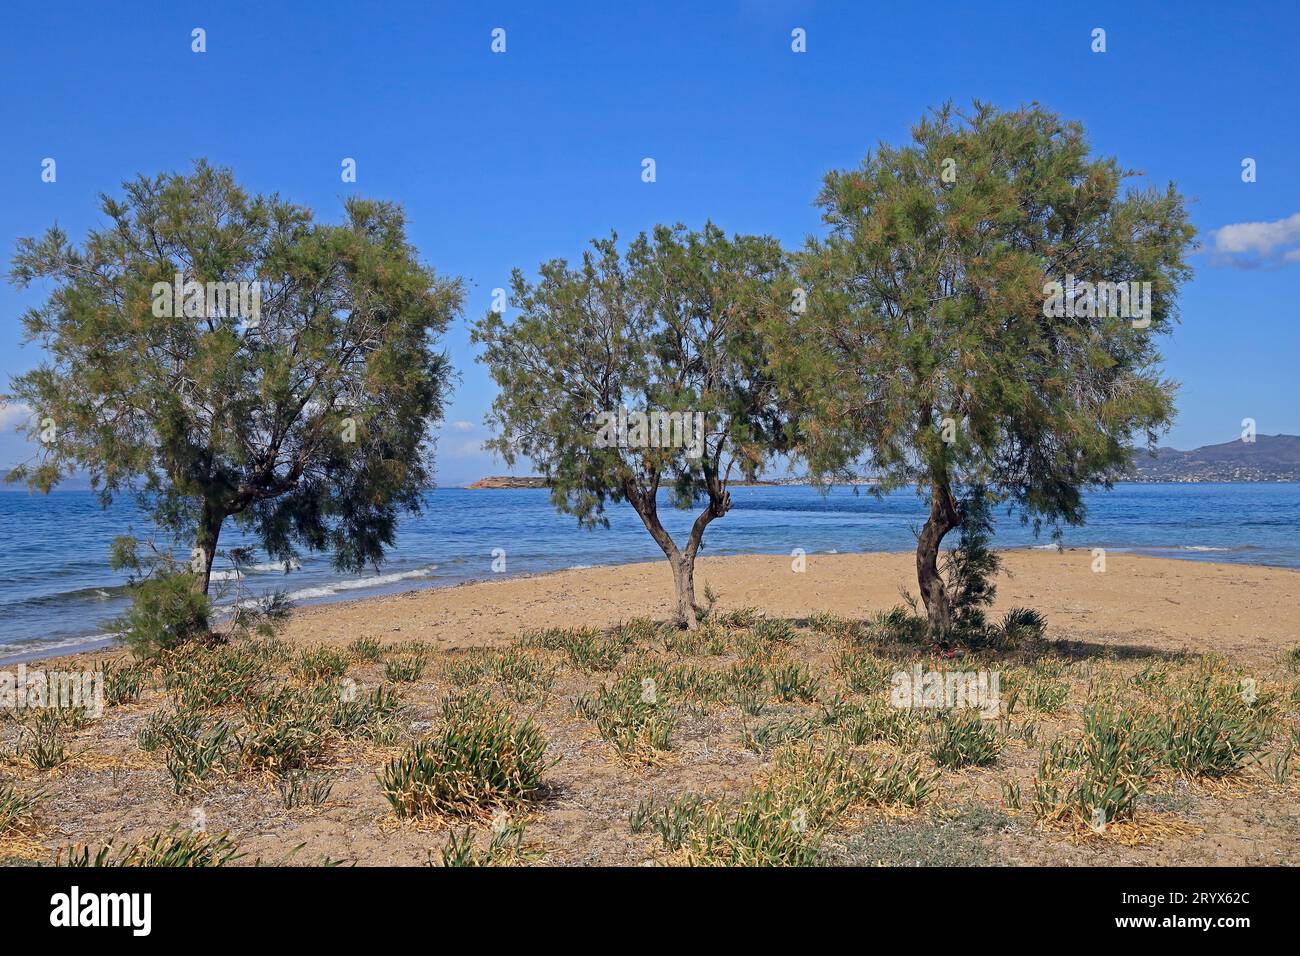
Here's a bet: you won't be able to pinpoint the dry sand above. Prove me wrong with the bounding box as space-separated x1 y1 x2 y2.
280 550 1300 665
5 550 1299 868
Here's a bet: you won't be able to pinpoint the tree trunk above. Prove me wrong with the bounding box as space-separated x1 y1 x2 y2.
625 479 729 631
916 480 961 633
193 501 225 595
670 551 698 631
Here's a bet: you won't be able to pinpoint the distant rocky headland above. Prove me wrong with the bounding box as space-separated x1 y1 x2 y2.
465 476 548 489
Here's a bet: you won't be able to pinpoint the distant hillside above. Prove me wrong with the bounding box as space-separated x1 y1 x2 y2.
1129 434 1300 482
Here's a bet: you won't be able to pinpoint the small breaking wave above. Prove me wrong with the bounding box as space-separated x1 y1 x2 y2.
279 565 438 602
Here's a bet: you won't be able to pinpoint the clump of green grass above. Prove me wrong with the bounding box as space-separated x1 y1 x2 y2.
491 648 556 702
277 771 334 809
927 710 1002 768
857 753 938 808
808 611 867 644
743 717 819 754
643 746 935 866
331 684 404 742
347 636 385 663
662 620 729 656
750 617 796 646
102 659 148 706
16 713 69 770
137 706 202 752
995 607 1048 646
164 719 238 793
680 747 922 866
768 663 820 703
0 782 42 836
574 672 676 761
159 641 265 710
442 650 494 687
1130 661 1170 692
631 794 708 850
867 606 929 644
384 644 431 683
522 625 630 671
834 650 894 695
378 691 551 819
237 685 335 773
1147 674 1271 778
294 645 349 683
825 699 927 749
437 818 532 866
1032 703 1155 827
62 827 243 867
615 617 661 648
715 606 762 629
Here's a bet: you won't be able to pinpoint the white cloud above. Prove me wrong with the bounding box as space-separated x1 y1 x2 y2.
1207 212 1300 267
449 420 476 432
0 402 34 432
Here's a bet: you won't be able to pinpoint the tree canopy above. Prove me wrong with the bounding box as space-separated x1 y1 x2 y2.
472 223 794 627
782 102 1196 631
6 161 461 593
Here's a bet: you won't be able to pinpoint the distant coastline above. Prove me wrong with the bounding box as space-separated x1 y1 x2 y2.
464 432 1300 488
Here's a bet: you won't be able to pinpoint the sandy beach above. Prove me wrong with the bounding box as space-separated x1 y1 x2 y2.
278 550 1300 667
3 550 1298 868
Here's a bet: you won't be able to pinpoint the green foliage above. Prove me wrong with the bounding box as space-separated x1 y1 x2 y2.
0 782 42 836
472 224 795 626
438 819 532 867
347 636 385 663
7 160 461 593
378 691 551 819
63 827 242 867
780 102 1196 628
927 710 1002 768
293 645 349 683
1032 703 1155 826
277 771 334 809
101 659 148 706
384 644 430 682
940 488 1000 640
16 712 68 769
164 720 237 793
574 671 676 759
113 567 212 659
1147 674 1270 777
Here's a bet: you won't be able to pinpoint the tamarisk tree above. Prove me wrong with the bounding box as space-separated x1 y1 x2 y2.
784 103 1195 633
6 161 461 594
472 224 793 628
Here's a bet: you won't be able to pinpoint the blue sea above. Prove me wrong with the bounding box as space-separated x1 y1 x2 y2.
1 483 1297 662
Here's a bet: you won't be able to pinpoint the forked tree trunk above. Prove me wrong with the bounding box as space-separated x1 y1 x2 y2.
627 480 730 630
916 480 961 633
193 501 225 596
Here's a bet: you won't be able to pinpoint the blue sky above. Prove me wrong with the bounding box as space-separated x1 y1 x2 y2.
1 0 1296 486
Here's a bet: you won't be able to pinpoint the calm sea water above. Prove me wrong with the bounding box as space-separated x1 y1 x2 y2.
1 483 1296 661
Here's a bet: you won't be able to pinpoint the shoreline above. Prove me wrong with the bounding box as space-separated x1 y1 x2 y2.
7 548 1299 669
